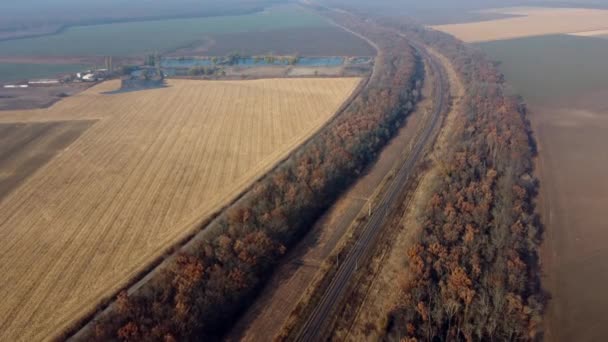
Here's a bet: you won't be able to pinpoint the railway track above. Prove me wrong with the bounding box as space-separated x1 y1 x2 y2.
294 38 449 342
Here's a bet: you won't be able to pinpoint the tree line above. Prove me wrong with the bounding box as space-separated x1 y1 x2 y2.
85 12 424 342
380 19 544 341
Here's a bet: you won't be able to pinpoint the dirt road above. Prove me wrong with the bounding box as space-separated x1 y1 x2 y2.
228 81 429 341
294 36 449 341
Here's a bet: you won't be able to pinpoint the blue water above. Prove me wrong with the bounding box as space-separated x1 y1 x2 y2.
160 56 345 68
297 57 343 66
161 58 214 68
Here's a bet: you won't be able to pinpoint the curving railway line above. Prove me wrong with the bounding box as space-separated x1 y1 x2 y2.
295 37 450 342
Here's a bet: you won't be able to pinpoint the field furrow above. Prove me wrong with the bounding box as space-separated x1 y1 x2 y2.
0 77 360 341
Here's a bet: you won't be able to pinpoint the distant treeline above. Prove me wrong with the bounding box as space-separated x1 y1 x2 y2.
380 19 544 341
84 11 423 342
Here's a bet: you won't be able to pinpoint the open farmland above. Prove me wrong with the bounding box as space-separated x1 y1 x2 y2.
0 120 94 200
0 5 330 57
0 0 285 40
0 82 93 111
0 77 361 341
477 34 608 341
478 34 608 102
179 27 376 56
432 7 608 42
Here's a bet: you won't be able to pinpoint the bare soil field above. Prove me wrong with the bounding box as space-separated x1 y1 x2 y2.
476 34 608 341
0 120 94 201
0 77 360 341
477 34 608 103
532 91 608 341
0 83 93 111
432 7 608 42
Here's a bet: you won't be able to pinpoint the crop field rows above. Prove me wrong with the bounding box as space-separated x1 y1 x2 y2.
0 77 360 341
0 120 95 201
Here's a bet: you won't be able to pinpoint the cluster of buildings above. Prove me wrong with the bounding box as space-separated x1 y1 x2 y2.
2 68 110 89
2 57 115 89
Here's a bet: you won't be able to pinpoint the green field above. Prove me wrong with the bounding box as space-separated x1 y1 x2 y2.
476 34 608 104
0 5 328 57
0 63 86 82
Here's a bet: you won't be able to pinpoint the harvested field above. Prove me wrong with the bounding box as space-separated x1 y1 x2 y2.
0 83 92 111
432 7 608 42
0 120 94 201
0 77 360 341
229 71 427 342
477 35 608 341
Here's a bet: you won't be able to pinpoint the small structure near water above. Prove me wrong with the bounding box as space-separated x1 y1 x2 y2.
120 66 165 91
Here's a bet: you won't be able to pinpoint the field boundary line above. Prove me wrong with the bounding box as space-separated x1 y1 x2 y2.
66 61 378 342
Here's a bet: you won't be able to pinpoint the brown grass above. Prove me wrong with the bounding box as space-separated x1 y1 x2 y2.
229 82 425 342
0 77 360 341
0 120 94 201
432 7 608 42
229 69 429 341
344 47 465 341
